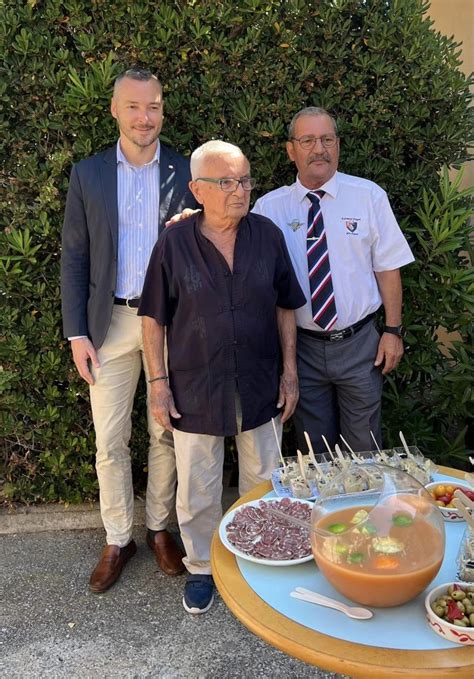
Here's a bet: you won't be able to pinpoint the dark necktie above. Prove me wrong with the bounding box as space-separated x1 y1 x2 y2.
306 191 338 330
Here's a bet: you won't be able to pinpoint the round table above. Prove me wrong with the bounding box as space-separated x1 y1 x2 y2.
211 465 474 679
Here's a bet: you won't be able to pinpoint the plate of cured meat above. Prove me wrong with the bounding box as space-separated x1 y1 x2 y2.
219 497 314 566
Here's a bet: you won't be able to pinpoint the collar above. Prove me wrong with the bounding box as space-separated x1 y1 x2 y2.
295 171 339 203
116 140 160 167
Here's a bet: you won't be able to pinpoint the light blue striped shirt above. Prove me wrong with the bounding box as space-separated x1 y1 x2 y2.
115 141 160 299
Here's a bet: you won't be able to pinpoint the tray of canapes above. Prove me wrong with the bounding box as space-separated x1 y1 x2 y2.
272 431 437 500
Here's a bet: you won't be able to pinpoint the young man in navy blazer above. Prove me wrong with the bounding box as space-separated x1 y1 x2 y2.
61 68 196 592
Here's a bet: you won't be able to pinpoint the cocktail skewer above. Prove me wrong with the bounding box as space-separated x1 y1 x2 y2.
370 430 382 454
304 431 324 481
339 434 361 462
334 443 349 468
321 435 336 463
453 496 474 530
272 417 286 471
454 488 474 512
399 430 418 462
297 449 308 483
465 472 474 488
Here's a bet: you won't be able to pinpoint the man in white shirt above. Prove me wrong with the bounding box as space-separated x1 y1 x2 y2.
253 107 414 454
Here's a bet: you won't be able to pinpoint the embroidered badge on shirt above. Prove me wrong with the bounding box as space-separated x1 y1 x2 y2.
342 217 360 236
288 219 303 232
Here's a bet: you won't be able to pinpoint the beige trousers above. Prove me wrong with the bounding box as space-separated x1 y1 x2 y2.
173 400 282 574
90 305 176 546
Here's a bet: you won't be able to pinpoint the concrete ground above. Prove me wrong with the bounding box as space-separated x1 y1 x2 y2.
0 495 348 679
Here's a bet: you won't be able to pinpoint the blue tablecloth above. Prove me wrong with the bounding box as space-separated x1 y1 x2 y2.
237 472 467 650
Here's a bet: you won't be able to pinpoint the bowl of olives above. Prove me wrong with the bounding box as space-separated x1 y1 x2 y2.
425 582 474 645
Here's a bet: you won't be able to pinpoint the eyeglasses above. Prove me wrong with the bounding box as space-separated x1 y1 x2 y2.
195 176 257 192
290 134 338 150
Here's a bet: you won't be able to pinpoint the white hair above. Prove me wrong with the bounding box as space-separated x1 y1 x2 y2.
190 140 246 179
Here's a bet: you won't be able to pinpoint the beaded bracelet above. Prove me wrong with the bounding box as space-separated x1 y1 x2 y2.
148 375 168 384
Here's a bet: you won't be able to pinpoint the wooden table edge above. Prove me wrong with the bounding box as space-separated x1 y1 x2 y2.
211 465 474 679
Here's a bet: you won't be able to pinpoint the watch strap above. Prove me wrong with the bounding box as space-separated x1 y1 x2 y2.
384 325 404 337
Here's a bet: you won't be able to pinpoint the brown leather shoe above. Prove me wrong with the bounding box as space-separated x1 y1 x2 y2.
89 540 137 593
146 529 185 576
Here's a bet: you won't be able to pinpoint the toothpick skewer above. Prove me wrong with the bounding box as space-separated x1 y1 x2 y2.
304 431 323 481
304 430 315 459
399 430 417 462
370 430 382 454
321 435 336 463
453 497 474 530
454 489 474 512
339 434 361 462
297 449 308 483
272 417 286 470
465 472 474 488
334 443 349 468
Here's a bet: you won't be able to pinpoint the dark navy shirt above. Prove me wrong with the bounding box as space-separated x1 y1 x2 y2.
139 212 305 436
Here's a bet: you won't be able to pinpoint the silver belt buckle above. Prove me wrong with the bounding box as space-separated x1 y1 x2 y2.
329 330 345 342
126 298 138 308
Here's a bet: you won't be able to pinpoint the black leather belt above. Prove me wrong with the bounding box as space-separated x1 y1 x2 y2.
297 313 376 342
114 297 141 308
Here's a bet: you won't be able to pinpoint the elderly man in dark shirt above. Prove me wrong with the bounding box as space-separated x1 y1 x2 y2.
139 140 305 614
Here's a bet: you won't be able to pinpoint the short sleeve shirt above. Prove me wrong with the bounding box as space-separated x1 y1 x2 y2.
253 172 414 330
138 212 306 436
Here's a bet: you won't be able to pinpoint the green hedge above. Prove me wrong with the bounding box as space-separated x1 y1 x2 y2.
1 0 473 503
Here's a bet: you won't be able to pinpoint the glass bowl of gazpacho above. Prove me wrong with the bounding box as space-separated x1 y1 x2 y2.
311 463 445 607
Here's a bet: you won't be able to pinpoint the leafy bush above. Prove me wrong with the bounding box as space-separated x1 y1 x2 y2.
1 0 472 503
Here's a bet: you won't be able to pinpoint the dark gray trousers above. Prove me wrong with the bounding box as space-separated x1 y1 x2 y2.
293 320 383 454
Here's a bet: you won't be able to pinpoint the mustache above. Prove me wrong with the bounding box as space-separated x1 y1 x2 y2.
308 154 330 163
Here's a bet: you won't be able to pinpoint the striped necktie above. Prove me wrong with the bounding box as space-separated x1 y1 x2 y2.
306 191 338 330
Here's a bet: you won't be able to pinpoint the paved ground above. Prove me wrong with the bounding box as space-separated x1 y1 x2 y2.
0 516 348 678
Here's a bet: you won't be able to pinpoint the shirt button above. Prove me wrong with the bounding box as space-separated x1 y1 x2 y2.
233 340 238 345
230 306 235 310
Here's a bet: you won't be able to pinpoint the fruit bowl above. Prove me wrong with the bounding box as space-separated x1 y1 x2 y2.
425 582 474 645
425 482 474 522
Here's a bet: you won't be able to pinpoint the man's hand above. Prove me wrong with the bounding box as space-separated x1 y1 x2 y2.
71 337 100 385
374 333 404 375
165 207 201 228
149 381 182 432
277 369 299 423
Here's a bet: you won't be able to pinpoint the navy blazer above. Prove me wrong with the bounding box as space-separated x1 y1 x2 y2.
61 143 197 348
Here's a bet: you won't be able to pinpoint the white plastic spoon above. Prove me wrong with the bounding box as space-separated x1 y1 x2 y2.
290 587 373 620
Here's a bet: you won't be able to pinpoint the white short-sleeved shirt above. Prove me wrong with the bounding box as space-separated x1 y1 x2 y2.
252 171 414 331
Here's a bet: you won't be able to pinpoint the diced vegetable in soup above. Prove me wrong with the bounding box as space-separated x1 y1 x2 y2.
311 504 443 607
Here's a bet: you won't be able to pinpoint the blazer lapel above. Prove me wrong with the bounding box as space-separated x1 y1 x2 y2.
159 145 176 234
100 145 119 253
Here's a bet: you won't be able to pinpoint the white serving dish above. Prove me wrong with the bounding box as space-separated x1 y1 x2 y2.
425 482 473 522
218 498 314 567
424 582 474 645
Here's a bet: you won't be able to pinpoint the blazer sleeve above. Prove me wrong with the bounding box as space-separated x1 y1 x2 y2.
60 163 91 338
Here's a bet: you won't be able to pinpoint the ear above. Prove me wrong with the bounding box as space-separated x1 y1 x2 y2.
110 97 117 120
286 140 296 163
189 179 203 205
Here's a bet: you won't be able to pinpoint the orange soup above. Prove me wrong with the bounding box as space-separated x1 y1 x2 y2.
311 504 443 607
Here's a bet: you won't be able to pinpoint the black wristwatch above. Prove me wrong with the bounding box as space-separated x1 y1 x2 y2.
383 324 405 338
